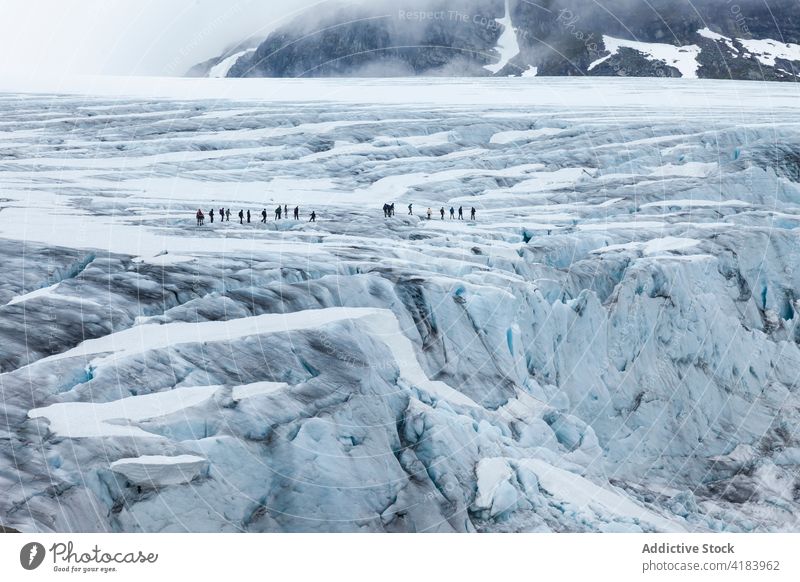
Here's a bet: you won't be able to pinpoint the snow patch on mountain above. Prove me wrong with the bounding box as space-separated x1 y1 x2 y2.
738 38 800 68
209 48 256 78
698 27 740 55
484 0 520 74
590 36 702 78
698 27 800 71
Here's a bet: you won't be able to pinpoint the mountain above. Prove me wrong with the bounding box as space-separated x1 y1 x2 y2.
190 0 800 81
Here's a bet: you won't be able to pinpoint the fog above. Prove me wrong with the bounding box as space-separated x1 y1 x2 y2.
0 0 326 76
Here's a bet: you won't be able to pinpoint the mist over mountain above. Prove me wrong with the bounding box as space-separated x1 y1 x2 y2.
190 0 800 80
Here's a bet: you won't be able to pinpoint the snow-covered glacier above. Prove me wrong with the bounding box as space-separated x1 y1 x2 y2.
1 77 800 533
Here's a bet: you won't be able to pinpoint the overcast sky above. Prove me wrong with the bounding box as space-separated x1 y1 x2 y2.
0 0 326 77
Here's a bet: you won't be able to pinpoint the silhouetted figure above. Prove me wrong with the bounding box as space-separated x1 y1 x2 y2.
440 207 445 220
408 203 413 215
246 210 251 223
309 211 317 222
225 209 230 221
196 209 204 226
209 208 214 223
470 207 476 220
294 206 299 220
275 205 282 220
389 203 395 217
458 206 463 220
238 209 244 224
261 209 267 223
284 204 288 216
219 207 224 221
383 203 389 218
449 207 455 219
427 207 432 220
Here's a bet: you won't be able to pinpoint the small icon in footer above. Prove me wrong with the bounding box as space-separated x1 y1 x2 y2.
20 542 46 570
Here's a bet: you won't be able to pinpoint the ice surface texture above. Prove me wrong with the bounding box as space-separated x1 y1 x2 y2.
1 78 800 532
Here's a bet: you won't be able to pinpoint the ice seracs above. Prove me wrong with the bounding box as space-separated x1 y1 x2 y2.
28 385 221 439
3 78 800 533
110 455 209 487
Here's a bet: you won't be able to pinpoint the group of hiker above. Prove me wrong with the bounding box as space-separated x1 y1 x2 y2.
195 202 475 227
195 205 316 226
401 203 476 221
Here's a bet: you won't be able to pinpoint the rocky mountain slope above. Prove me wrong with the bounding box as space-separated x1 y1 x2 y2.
193 0 800 81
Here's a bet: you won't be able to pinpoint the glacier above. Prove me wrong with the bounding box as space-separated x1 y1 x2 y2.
1 77 800 533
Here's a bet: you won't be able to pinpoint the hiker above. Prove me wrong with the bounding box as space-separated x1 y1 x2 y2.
309 211 316 222
440 207 445 220
427 207 432 220
196 209 204 226
225 208 231 221
390 203 395 217
284 204 288 216
246 209 251 223
219 207 224 221
238 209 244 224
275 205 282 220
449 206 455 219
209 208 214 223
261 209 267 223
458 206 463 220
293 206 299 220
408 203 413 215
383 203 389 218
470 207 476 220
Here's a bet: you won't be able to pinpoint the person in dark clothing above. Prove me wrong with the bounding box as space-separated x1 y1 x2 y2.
246 210 251 223
309 211 316 222
261 209 267 223
196 209 204 226
275 205 282 220
408 203 413 215
458 206 463 220
294 206 299 220
449 207 455 219
440 207 445 220
225 208 230 221
389 203 395 217
209 208 214 223
238 209 244 224
470 207 476 220
219 207 224 221
383 203 389 218
284 204 288 216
